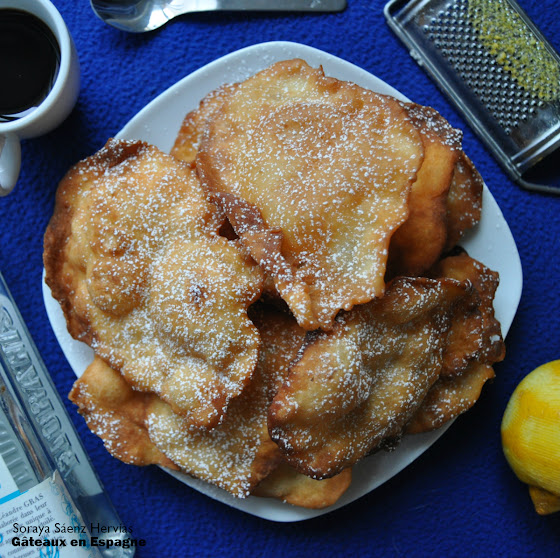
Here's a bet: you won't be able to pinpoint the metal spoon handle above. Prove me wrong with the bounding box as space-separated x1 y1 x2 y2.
198 0 347 10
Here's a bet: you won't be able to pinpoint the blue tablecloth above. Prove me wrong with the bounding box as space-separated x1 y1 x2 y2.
1 0 559 555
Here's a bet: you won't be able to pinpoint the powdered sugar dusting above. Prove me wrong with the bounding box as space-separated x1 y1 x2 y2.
198 60 425 330
53 139 263 429
143 305 305 498
269 277 469 478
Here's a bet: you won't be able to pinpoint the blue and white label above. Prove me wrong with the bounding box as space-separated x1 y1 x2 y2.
0 471 99 557
0 454 21 505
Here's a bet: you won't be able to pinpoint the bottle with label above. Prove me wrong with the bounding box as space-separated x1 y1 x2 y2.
0 272 135 557
0 370 101 556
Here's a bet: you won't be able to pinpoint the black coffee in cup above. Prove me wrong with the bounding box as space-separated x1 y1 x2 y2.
0 9 61 122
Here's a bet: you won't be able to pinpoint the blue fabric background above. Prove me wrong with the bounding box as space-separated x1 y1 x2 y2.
1 0 559 555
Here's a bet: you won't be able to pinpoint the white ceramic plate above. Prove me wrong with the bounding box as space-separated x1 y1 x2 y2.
43 41 523 523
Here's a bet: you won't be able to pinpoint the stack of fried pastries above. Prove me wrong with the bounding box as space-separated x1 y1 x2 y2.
44 59 503 509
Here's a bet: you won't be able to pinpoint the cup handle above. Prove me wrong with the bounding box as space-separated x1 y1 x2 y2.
0 134 22 196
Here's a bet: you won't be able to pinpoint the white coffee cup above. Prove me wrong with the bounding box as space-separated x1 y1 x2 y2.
0 0 80 195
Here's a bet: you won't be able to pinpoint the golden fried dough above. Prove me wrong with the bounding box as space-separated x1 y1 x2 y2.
48 59 501 509
146 305 307 497
445 153 484 251
69 305 310 499
69 357 177 468
269 276 472 478
146 399 281 499
387 104 462 276
70 356 280 498
44 139 263 429
171 82 238 167
197 59 424 330
405 364 496 434
253 461 352 509
431 250 505 373
406 251 505 433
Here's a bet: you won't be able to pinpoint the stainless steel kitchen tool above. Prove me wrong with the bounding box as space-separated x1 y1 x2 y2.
385 0 560 194
91 0 347 33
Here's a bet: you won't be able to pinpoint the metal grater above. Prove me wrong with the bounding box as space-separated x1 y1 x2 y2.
385 0 560 194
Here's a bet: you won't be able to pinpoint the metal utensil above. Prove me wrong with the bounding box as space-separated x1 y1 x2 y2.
385 0 560 194
91 0 347 33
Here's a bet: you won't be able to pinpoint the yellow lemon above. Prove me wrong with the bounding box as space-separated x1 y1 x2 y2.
501 359 560 515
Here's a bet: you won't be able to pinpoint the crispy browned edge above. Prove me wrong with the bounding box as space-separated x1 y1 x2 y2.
44 139 147 344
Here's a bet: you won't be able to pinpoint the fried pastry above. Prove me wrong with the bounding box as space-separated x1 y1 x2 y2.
405 363 496 434
70 305 311 499
445 153 484 251
48 58 503 510
69 357 176 468
406 251 505 433
70 356 281 498
171 82 238 167
253 461 352 509
197 59 424 330
434 250 505 376
387 104 462 277
269 276 473 479
146 305 307 497
44 139 263 429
